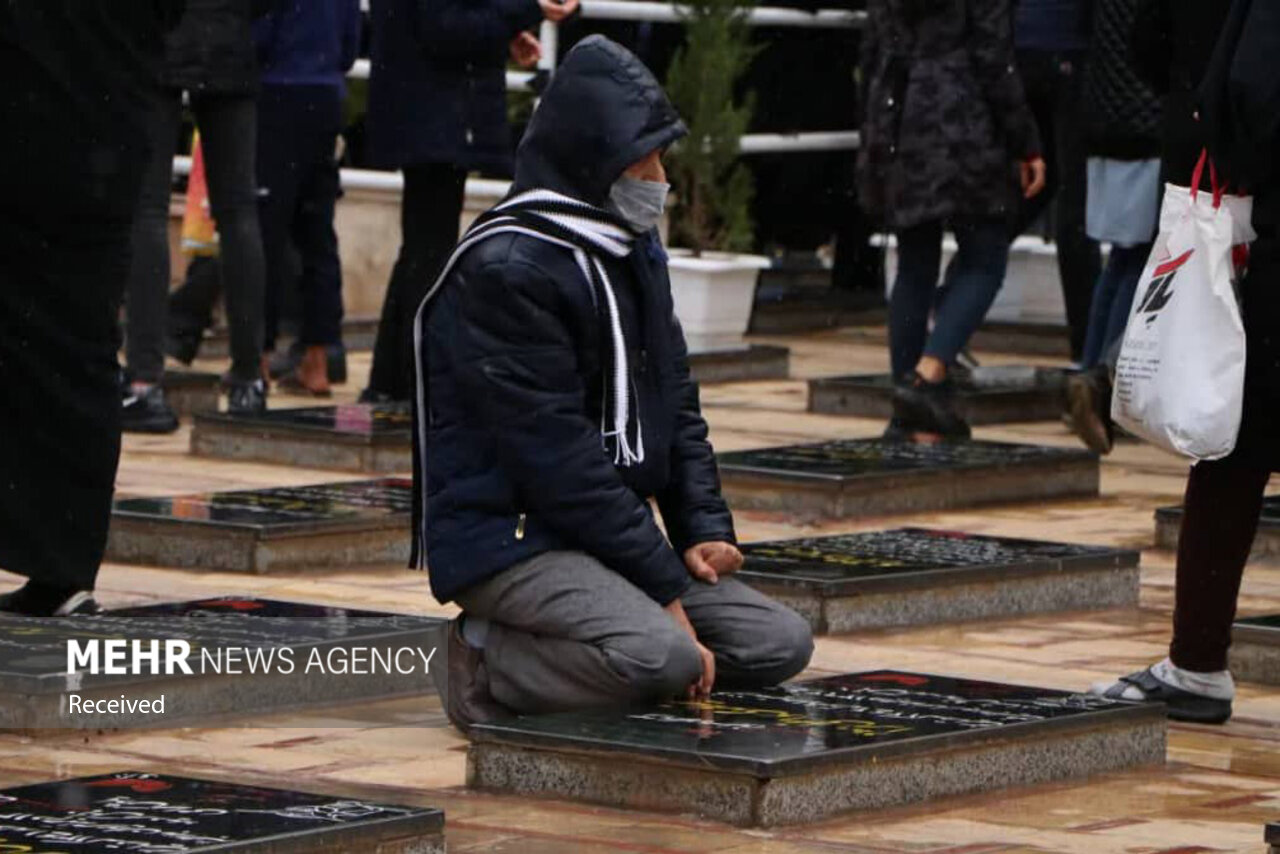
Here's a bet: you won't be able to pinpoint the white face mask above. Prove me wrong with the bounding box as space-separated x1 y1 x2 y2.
609 175 670 233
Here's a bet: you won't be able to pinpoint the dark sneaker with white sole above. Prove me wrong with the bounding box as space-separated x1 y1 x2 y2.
0 584 100 616
1098 666 1233 724
121 383 180 434
227 378 268 415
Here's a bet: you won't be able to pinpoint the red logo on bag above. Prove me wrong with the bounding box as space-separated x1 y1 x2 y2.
1137 248 1193 322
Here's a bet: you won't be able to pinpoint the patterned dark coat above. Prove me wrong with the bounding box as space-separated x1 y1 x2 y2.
857 0 1041 230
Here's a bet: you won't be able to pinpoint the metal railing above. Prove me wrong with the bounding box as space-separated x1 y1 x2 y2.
177 1 861 190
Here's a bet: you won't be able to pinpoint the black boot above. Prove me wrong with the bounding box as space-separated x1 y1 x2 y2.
0 581 99 616
891 372 971 440
121 383 180 434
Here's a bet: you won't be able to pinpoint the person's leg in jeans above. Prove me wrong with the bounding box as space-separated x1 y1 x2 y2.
193 93 267 392
366 163 467 401
1097 242 1150 361
925 217 1010 363
888 219 943 379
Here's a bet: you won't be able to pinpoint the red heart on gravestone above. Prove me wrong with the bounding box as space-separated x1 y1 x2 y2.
196 599 264 611
85 778 172 794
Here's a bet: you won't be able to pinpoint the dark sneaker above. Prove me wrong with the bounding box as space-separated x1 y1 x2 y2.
892 373 971 440
433 618 506 734
1096 666 1232 725
227 378 267 415
0 584 100 616
121 384 180 434
1067 368 1114 454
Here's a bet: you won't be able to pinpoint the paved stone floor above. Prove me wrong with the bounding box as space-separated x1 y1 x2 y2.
4 327 1279 853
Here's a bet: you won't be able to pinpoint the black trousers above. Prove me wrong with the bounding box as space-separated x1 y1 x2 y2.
0 210 130 589
259 84 345 351
367 163 468 401
1013 49 1101 364
126 90 265 383
1170 458 1271 672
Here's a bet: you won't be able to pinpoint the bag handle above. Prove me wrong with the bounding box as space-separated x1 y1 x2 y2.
1191 149 1228 208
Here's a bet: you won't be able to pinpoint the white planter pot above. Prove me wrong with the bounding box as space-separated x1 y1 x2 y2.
667 250 771 354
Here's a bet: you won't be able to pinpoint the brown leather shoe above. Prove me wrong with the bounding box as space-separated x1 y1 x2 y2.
432 618 506 735
279 345 332 397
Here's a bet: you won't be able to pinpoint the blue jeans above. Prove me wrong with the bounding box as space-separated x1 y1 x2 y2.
890 217 1010 378
1080 242 1151 369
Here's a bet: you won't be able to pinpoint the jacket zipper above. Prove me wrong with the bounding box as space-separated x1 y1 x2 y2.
515 513 527 541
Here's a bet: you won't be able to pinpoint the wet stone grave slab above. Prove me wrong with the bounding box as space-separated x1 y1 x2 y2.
808 366 1067 424
191 403 412 472
739 528 1140 633
717 439 1099 520
106 478 412 573
688 345 790 384
0 771 444 853
468 670 1166 827
0 597 443 731
1157 497 1280 562
1230 615 1280 685
163 370 222 417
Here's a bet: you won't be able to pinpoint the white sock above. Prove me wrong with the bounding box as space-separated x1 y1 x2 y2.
460 615 489 649
1153 658 1235 700
1097 657 1234 701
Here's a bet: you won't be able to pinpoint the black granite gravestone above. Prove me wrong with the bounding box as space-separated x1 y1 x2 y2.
0 598 443 731
739 528 1140 633
191 404 412 472
0 772 444 852
1229 614 1280 686
809 366 1067 424
107 478 412 573
970 321 1072 358
164 370 222 417
718 439 1099 519
1156 497 1280 561
468 670 1166 826
689 345 790 383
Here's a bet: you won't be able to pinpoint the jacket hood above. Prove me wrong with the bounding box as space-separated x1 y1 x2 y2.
513 36 687 205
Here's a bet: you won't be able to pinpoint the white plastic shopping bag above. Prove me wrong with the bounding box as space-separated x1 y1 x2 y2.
1111 153 1255 460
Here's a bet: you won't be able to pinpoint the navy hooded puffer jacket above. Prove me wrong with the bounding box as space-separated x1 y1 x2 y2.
415 36 736 606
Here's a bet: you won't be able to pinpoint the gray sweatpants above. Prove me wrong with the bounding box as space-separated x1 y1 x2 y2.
454 550 814 714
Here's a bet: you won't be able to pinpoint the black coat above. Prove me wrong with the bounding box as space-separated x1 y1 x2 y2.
1081 0 1163 159
416 37 733 605
164 0 267 95
857 0 1041 229
367 0 543 172
1200 0 1280 471
1131 0 1228 185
